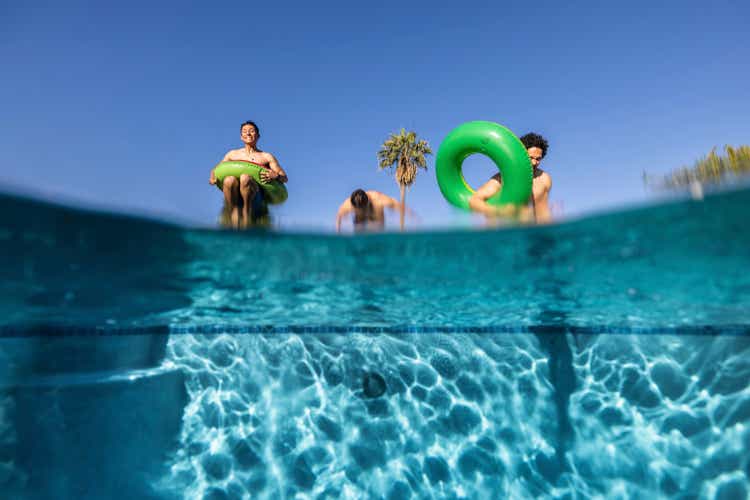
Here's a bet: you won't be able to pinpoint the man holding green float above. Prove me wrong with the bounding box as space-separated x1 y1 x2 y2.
469 132 552 223
209 121 288 228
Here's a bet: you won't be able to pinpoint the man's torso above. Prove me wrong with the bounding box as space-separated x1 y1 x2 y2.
224 148 271 169
353 192 387 227
491 169 550 205
353 207 385 226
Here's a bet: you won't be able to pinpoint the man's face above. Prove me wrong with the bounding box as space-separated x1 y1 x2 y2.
527 147 543 169
241 125 258 146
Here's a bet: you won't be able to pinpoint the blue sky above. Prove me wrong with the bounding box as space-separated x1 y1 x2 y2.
2 1 748 230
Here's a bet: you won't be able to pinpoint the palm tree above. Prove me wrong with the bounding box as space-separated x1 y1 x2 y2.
377 129 433 230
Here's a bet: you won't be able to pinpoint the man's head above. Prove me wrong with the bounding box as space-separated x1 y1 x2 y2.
240 121 260 146
520 132 548 170
350 189 370 211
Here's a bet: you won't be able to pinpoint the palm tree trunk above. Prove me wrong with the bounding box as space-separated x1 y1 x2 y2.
399 183 406 231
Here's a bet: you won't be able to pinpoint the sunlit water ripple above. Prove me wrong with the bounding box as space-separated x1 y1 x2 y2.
1 189 748 499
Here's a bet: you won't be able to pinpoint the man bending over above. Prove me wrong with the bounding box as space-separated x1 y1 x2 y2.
336 189 406 233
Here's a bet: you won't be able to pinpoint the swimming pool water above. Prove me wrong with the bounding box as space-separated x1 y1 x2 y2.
1 189 748 499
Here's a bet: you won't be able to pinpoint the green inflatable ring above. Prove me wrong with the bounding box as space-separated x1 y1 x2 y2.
435 121 532 210
213 161 288 205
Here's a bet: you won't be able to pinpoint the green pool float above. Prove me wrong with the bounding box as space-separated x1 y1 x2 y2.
435 121 532 210
213 161 288 205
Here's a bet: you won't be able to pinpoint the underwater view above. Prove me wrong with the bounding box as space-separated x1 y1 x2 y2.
1 188 749 499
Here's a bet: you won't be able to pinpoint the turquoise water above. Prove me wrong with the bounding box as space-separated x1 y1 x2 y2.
1 189 749 499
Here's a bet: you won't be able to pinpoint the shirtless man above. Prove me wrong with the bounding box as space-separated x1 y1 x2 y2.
209 121 288 228
335 189 406 233
469 132 552 223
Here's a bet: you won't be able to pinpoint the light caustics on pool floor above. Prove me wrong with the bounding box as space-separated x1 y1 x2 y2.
156 330 750 499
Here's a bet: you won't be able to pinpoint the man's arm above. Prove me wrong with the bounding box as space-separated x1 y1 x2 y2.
335 199 353 233
469 176 502 216
376 193 416 217
384 195 417 217
210 151 234 185
260 153 288 183
468 175 521 218
534 174 552 223
376 193 403 210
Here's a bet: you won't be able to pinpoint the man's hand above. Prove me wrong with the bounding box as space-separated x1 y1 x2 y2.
493 204 519 218
260 169 278 183
209 171 217 185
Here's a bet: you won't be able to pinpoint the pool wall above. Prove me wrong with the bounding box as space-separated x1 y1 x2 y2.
0 333 186 499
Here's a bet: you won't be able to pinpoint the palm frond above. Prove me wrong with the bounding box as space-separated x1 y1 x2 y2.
377 129 433 186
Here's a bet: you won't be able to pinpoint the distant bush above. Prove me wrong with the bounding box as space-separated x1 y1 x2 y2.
645 145 750 190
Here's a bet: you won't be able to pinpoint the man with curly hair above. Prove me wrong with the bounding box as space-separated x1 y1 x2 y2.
469 132 552 223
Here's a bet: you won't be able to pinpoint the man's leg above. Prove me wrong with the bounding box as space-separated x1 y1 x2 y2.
239 174 260 227
222 176 240 228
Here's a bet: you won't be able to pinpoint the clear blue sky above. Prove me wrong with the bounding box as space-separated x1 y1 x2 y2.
2 1 748 230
